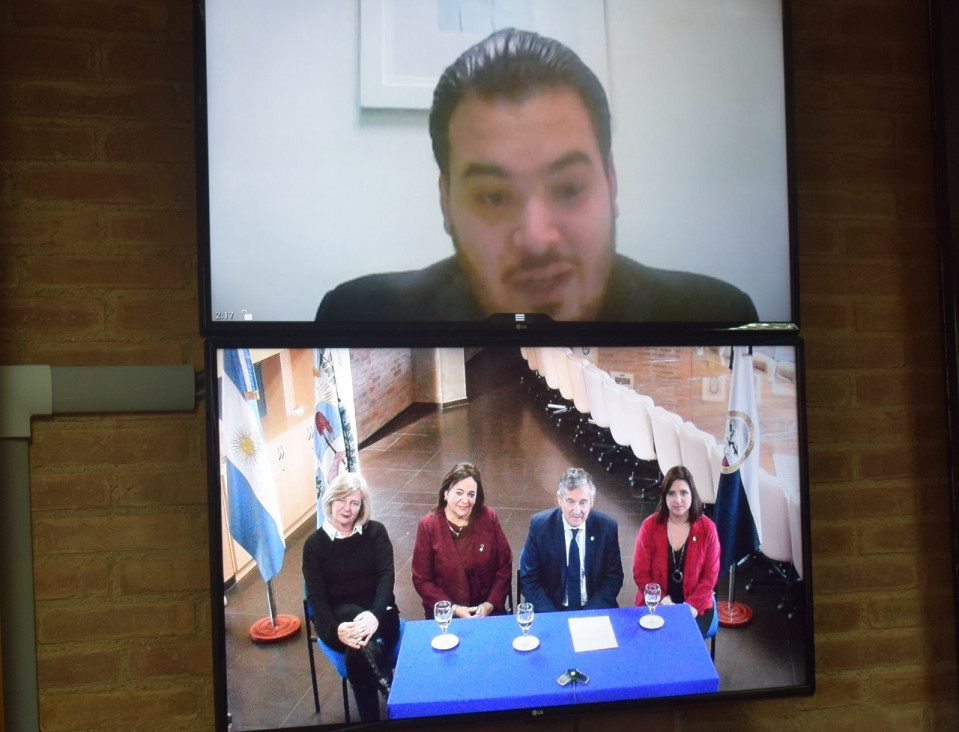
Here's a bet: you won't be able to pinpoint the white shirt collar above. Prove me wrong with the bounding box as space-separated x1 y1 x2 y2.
321 518 363 540
562 516 586 535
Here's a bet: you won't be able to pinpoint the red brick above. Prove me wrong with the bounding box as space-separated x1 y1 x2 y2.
814 600 863 633
811 484 917 520
30 472 111 510
115 297 199 334
128 641 212 678
32 558 110 600
836 5 928 46
116 469 207 507
13 0 172 33
107 210 196 247
837 78 930 117
809 524 856 554
26 254 186 289
804 370 855 407
841 148 933 184
0 123 95 161
794 150 843 184
37 601 195 643
815 556 918 594
858 441 947 481
32 423 192 468
795 221 845 256
39 688 198 730
804 334 906 371
0 37 93 79
794 111 896 149
796 181 897 220
844 224 938 258
33 514 194 553
18 81 179 120
869 669 959 706
102 41 193 81
0 298 104 334
36 650 119 687
856 370 944 406
0 210 100 247
805 449 854 483
800 261 910 298
794 41 897 77
118 556 209 593
25 341 189 367
20 168 180 205
817 631 924 672
896 186 937 224
0 254 19 288
797 296 853 329
104 124 194 163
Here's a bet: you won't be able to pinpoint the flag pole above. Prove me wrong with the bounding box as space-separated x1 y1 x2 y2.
250 579 301 643
718 562 753 627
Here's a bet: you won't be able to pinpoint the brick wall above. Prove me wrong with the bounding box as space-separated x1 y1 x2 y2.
350 348 415 443
1 1 957 731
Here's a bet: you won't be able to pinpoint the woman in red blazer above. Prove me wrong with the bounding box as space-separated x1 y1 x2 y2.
412 462 513 619
633 465 719 636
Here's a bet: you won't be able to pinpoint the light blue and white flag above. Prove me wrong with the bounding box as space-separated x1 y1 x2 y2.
714 346 762 573
220 349 285 582
313 348 358 506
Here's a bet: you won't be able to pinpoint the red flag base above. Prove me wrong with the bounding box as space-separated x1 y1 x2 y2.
250 614 302 643
717 601 754 628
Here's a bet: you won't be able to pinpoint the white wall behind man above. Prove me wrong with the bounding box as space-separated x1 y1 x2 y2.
204 0 791 324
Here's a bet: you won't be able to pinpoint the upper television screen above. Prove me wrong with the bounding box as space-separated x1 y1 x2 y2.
196 0 796 333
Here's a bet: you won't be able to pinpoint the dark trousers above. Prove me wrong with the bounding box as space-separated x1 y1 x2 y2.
331 604 400 722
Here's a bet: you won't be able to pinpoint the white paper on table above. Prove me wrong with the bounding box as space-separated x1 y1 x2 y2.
567 615 618 652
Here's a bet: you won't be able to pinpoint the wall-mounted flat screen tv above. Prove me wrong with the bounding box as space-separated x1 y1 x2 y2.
206 338 813 731
195 0 797 335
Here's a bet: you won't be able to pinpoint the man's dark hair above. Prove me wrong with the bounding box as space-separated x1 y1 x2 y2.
429 28 612 177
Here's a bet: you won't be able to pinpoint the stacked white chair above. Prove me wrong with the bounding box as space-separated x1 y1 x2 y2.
600 376 634 471
650 406 684 478
622 390 659 496
678 422 721 506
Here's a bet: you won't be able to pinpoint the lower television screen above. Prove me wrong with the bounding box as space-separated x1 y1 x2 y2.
206 340 813 731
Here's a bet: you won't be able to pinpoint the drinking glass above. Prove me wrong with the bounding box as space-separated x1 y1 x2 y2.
644 583 662 616
434 600 453 635
514 602 538 651
431 600 458 649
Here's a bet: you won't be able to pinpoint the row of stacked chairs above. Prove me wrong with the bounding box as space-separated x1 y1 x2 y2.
519 346 723 504
519 346 803 616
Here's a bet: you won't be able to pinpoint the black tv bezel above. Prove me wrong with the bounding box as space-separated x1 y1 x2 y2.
204 331 815 732
192 0 801 339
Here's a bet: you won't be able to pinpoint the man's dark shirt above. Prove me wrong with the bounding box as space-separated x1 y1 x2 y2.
315 253 758 323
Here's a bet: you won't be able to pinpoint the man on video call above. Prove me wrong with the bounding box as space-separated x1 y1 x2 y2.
315 28 758 323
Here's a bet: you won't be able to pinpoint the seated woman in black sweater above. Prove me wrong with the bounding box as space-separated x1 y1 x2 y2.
302 473 400 722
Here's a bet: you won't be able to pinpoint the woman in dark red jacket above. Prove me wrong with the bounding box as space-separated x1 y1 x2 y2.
412 462 513 619
633 465 719 636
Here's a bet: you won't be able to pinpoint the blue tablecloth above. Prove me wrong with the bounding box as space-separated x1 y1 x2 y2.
387 604 719 719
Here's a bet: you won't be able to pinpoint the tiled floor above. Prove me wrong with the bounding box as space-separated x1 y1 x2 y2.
222 346 810 730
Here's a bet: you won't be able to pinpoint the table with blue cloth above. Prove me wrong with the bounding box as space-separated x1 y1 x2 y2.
387 604 719 719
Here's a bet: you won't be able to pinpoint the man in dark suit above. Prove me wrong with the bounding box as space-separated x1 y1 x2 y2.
316 28 757 325
519 468 623 612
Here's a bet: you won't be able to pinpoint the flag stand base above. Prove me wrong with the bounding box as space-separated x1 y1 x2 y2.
717 601 753 628
250 614 301 643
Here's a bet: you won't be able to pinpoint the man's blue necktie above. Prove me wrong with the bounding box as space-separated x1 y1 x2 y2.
567 528 582 608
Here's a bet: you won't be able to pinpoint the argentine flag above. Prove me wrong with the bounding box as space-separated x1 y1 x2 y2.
714 346 762 573
220 349 286 582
